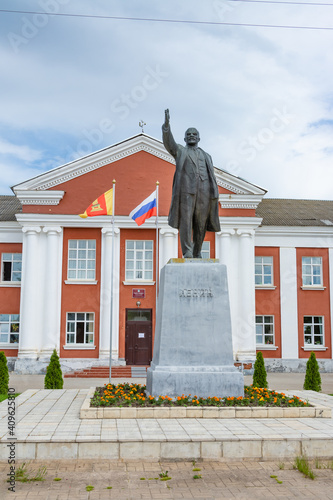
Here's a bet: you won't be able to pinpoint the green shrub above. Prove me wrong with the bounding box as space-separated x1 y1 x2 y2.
44 349 63 389
0 351 9 394
303 351 321 392
252 351 268 388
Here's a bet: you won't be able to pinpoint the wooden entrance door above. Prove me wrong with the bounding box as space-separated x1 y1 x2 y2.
125 309 152 365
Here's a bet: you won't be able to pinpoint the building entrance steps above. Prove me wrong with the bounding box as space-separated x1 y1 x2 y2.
64 366 149 378
1 389 333 462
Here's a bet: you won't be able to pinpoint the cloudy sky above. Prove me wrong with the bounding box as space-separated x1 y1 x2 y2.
0 0 332 199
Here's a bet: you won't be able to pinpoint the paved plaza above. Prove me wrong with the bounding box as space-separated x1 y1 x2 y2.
2 458 333 499
1 374 333 497
1 387 333 461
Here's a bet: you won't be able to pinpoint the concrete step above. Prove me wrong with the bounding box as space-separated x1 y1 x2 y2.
64 366 148 378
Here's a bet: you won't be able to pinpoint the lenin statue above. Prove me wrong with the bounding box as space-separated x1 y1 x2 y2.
162 109 221 258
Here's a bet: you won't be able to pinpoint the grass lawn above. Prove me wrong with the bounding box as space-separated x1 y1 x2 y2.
91 383 310 408
0 393 20 403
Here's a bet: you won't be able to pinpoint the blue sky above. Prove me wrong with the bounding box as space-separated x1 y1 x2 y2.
0 0 332 198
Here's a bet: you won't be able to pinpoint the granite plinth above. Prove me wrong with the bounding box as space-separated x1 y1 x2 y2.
146 259 244 398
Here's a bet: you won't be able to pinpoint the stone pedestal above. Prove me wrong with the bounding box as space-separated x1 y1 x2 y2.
146 259 244 398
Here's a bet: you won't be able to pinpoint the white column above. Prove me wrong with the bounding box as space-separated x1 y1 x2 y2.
329 248 333 360
216 229 237 349
280 247 299 359
18 227 42 359
159 227 178 269
40 227 63 359
216 229 235 272
99 227 120 360
234 229 256 361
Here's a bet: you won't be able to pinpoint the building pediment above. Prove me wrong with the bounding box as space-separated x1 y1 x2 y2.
12 134 174 196
12 133 267 212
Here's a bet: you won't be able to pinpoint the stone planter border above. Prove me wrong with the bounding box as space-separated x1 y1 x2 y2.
80 387 331 419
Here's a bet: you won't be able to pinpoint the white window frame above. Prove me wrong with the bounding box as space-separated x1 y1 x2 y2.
67 240 96 281
125 240 153 281
201 241 210 259
1 253 22 283
0 314 20 345
303 316 324 347
255 256 273 287
256 315 275 347
66 312 95 346
302 256 323 287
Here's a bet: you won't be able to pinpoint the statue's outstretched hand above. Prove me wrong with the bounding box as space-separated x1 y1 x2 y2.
164 109 170 127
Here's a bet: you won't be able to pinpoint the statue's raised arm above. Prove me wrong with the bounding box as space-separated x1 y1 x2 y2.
162 108 177 158
164 109 170 128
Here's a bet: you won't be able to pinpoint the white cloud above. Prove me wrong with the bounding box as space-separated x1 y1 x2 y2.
0 139 42 162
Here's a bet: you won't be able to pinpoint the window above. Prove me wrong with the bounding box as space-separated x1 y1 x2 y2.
125 240 153 280
304 316 324 346
255 256 273 286
256 315 274 345
66 313 94 344
1 253 22 282
67 240 96 280
0 314 20 344
302 257 322 286
201 241 210 259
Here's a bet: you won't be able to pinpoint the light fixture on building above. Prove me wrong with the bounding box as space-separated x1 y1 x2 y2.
136 301 141 308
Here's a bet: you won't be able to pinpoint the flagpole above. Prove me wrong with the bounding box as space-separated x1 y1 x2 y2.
155 182 159 318
109 179 116 384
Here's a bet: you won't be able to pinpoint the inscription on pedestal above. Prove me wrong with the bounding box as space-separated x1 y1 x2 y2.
179 288 213 298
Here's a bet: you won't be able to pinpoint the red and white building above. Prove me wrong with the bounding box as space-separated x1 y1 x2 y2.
1 133 333 373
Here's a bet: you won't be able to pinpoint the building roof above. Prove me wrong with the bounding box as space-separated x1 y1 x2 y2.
0 196 22 221
256 199 333 227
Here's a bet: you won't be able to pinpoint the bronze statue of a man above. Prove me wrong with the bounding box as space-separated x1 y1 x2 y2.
162 109 221 258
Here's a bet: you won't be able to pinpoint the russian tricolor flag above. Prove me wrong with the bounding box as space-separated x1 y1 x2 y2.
129 190 157 226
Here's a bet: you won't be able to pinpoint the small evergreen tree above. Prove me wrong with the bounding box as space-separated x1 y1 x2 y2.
303 351 321 392
0 351 9 394
44 349 63 389
252 351 268 388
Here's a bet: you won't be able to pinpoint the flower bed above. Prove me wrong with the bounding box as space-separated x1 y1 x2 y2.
90 383 310 408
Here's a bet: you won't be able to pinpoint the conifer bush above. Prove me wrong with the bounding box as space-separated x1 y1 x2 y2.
252 351 268 388
0 351 9 394
44 349 63 389
303 351 321 392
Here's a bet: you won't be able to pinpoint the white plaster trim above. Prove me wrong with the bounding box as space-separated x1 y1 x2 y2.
64 280 98 285
15 213 170 229
0 222 21 231
122 280 155 286
301 346 328 351
219 194 264 210
15 213 265 232
280 247 299 359
256 226 333 237
63 344 96 350
301 286 326 291
0 344 19 348
255 285 277 290
216 179 245 195
0 282 21 287
329 248 333 361
14 190 65 205
220 217 263 230
215 169 267 196
256 345 279 350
